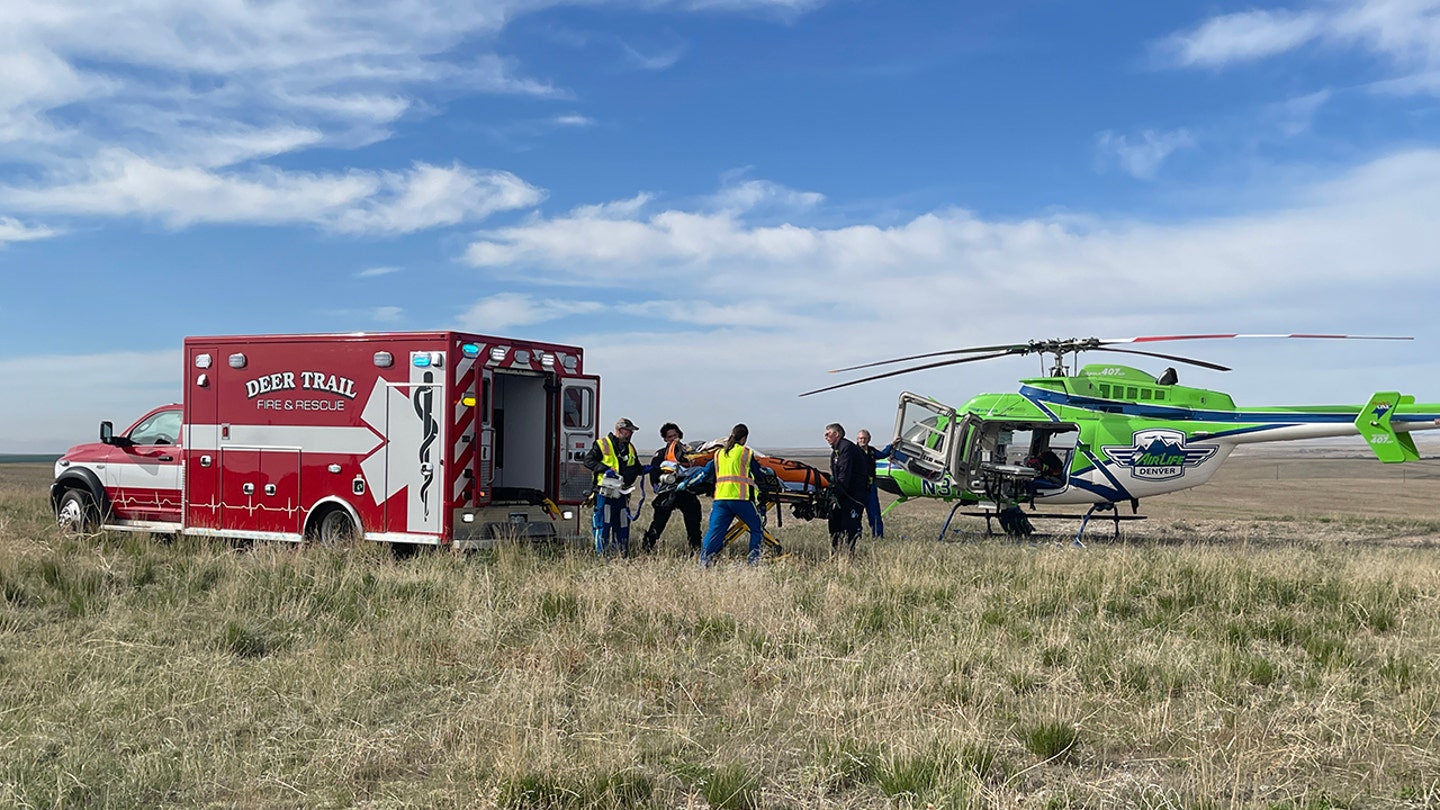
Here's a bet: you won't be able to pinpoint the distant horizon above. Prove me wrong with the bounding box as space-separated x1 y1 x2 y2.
14 433 1440 465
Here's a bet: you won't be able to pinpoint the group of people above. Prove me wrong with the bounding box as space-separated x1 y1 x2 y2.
581 417 893 565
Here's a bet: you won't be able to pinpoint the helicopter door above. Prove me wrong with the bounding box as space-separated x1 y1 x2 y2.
892 392 960 478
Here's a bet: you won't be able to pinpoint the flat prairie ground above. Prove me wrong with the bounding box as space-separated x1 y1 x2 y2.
904 451 1440 547
3 457 1440 810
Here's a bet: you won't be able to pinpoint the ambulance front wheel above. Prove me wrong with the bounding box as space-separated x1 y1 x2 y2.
57 489 99 535
309 507 358 547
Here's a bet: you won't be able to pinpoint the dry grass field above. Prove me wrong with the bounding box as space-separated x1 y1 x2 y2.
3 455 1440 809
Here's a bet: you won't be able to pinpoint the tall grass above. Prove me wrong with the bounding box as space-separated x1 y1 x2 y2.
2 464 1439 808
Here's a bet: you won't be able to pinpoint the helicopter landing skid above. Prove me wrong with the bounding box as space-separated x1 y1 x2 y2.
940 501 1145 546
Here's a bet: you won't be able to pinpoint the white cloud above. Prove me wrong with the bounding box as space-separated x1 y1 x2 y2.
552 113 597 127
1272 89 1334 136
619 42 686 71
1159 1 1440 96
1369 68 1440 94
459 152 1440 402
329 162 546 234
373 306 405 323
0 216 57 244
0 156 543 234
1095 128 1197 179
464 178 830 272
455 292 606 331
710 175 826 214
1158 9 1326 67
683 0 828 14
0 0 822 235
357 265 402 278
617 298 814 328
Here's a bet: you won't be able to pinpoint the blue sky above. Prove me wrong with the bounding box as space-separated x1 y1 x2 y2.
4 0 1440 453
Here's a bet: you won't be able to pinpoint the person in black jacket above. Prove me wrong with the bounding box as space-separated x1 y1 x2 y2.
824 422 868 553
640 422 703 553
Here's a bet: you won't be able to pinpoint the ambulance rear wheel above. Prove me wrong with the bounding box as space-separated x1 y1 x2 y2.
310 508 358 547
57 489 99 535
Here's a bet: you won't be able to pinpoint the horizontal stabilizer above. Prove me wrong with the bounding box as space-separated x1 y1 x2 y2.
1355 392 1420 463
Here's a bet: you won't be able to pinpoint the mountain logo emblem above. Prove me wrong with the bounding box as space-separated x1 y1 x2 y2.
1102 428 1217 481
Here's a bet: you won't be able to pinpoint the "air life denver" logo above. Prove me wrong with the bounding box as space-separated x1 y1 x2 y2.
1102 428 1217 481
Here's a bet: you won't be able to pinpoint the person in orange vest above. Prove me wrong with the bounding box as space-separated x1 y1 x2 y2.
681 423 768 566
582 417 644 555
640 422 703 553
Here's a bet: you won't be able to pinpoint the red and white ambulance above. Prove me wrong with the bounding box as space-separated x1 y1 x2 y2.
51 331 602 549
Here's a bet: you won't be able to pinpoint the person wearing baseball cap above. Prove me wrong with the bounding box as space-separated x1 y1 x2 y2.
582 416 644 555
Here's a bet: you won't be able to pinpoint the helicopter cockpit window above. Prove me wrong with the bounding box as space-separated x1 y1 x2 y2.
901 415 946 449
1047 430 1078 450
899 404 951 453
894 395 957 476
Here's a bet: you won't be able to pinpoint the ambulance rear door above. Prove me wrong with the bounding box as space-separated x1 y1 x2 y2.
557 375 599 504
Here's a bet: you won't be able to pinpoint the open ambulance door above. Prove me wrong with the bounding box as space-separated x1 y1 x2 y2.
473 367 494 507
557 375 599 504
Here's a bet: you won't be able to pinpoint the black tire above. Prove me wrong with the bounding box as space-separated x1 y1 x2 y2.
56 488 99 535
308 507 358 547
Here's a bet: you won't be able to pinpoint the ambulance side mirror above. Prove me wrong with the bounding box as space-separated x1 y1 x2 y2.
100 421 114 445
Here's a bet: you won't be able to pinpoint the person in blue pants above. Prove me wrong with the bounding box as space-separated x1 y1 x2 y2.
684 423 769 566
856 429 892 539
582 417 644 555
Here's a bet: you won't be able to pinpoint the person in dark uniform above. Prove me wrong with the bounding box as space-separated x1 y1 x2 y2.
640 422 703 553
824 422 868 554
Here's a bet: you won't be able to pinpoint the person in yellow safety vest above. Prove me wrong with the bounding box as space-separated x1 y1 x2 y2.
680 423 769 566
582 417 644 555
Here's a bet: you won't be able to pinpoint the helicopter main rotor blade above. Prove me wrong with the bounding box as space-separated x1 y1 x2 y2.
1093 346 1231 371
830 333 1411 374
801 351 1015 397
1098 333 1412 345
828 343 1031 374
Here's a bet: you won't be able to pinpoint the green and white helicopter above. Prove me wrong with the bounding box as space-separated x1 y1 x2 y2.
802 334 1440 542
